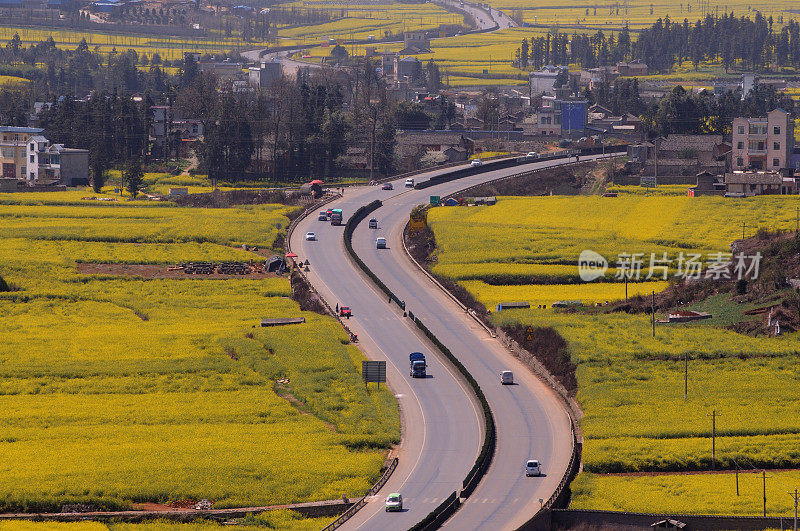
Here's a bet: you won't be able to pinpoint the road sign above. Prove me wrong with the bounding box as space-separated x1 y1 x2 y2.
430 195 441 206
362 361 386 384
525 326 534 341
409 210 427 234
640 176 657 188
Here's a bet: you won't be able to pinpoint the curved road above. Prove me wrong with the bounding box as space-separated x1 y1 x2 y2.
292 154 613 530
242 0 515 72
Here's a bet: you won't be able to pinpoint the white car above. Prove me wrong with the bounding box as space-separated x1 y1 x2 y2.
305 232 316 241
470 159 483 167
525 151 538 159
385 492 403 512
525 459 542 477
376 237 387 249
500 370 514 385
405 178 415 187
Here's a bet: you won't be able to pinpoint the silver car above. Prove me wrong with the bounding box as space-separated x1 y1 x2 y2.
525 459 541 477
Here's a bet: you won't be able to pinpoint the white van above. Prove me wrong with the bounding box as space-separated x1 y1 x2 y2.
376 237 387 249
405 178 415 187
500 370 514 385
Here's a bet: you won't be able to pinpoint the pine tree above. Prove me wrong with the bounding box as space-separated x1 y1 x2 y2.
520 38 529 69
124 158 143 198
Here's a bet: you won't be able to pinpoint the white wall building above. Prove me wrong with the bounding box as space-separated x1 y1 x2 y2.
27 136 89 186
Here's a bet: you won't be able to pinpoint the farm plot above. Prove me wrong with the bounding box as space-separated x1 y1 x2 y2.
0 198 399 513
571 470 800 516
0 512 330 530
428 195 800 281
278 1 457 43
0 25 268 62
428 192 800 515
480 0 798 30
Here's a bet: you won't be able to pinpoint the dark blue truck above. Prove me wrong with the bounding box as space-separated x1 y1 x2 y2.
409 352 427 378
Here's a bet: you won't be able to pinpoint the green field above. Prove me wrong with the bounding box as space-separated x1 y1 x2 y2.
0 193 399 513
428 191 800 514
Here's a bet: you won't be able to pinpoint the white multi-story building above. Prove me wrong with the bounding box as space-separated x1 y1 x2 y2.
26 135 89 186
0 126 44 180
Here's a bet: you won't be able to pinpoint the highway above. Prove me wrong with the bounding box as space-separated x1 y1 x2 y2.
291 155 611 529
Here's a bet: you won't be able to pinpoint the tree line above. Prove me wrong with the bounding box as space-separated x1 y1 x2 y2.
27 55 411 188
516 13 800 73
0 33 244 96
587 78 796 138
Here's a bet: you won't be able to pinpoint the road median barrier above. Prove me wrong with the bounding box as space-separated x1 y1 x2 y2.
343 202 497 529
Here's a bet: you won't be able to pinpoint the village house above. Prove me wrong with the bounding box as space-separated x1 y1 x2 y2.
26 135 89 186
731 109 794 172
0 126 44 180
628 134 729 182
723 171 792 197
399 32 431 55
687 171 725 197
616 61 648 77
529 65 568 95
397 131 475 154
587 104 643 139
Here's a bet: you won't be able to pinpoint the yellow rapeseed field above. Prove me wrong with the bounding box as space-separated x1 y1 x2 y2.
429 191 800 515
571 470 800 516
0 195 399 513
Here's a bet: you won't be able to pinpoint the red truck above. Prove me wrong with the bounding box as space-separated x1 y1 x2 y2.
339 306 352 318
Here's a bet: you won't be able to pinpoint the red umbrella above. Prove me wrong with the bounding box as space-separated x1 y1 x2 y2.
310 179 324 185
285 252 298 258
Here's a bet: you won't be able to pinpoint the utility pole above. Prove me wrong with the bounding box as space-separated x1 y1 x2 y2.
625 272 628 302
790 487 799 531
796 206 798 234
654 138 658 184
735 460 739 496
742 221 746 239
684 353 688 400
763 470 769 517
651 290 655 337
711 409 716 469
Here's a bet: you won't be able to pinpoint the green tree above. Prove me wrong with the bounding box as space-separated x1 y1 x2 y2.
124 158 144 198
519 38 529 68
375 114 396 176
395 101 430 130
329 45 348 62
90 160 105 193
424 60 441 92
